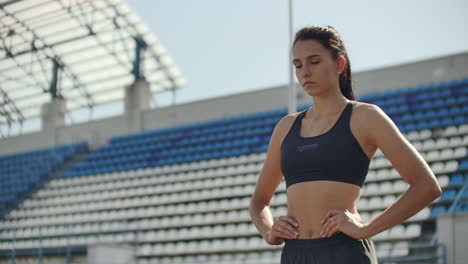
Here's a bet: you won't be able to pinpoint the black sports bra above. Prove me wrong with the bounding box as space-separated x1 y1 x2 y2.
280 101 370 189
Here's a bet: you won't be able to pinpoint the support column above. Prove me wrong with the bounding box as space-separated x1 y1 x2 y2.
436 211 468 264
40 98 66 145
124 79 151 134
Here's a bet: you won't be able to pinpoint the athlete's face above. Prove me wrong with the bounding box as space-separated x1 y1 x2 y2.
292 39 345 97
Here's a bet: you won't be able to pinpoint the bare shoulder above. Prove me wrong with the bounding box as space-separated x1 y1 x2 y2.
350 101 390 127
268 111 300 137
351 101 384 117
353 100 406 145
350 100 397 145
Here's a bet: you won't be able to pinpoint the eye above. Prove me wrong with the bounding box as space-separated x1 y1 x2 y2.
294 64 302 69
311 61 320 64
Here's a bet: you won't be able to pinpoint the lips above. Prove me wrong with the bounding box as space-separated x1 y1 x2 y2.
303 81 316 86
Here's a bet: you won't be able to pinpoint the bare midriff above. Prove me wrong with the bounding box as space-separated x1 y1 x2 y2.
286 180 362 239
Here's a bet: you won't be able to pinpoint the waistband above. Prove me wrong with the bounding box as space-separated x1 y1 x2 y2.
283 232 357 247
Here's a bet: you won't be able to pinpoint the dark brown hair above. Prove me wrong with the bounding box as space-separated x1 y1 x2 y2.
293 25 355 100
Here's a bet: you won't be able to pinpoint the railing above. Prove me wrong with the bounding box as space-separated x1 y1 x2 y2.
1 220 139 264
0 245 86 264
379 242 447 264
448 183 467 213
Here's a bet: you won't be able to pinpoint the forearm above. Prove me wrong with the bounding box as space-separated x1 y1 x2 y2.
363 180 441 238
249 200 274 241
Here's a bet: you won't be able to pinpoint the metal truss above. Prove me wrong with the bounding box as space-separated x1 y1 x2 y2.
0 0 185 126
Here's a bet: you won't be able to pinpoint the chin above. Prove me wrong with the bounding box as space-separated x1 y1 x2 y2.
303 89 321 97
303 86 328 97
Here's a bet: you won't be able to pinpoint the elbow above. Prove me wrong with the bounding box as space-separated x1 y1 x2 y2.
249 197 259 213
411 176 442 201
431 183 442 199
248 199 264 220
425 179 442 201
249 199 256 213
249 197 263 208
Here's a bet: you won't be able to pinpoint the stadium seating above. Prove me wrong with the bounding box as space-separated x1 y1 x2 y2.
0 77 467 263
0 142 88 217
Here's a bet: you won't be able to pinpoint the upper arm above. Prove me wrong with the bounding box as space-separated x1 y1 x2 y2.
362 104 440 191
250 115 295 205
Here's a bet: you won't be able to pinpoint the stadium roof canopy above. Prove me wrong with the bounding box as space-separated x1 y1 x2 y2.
0 0 185 127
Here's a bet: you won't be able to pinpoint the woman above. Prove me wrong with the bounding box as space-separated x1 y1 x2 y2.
249 25 442 264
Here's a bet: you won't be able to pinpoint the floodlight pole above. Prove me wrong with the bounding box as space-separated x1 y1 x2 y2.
288 0 297 114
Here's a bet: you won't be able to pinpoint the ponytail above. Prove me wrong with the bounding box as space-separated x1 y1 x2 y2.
339 54 355 100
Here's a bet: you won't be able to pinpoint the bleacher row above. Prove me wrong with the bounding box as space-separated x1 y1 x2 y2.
63 114 279 178
361 78 468 132
0 77 467 264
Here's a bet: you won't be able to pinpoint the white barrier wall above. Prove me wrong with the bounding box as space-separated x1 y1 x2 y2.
87 244 135 264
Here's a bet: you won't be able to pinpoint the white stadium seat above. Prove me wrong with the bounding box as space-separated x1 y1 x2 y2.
360 212 371 223
391 241 409 257
379 182 393 194
374 228 389 241
368 197 382 210
437 175 449 188
405 223 421 237
393 180 408 192
357 198 368 210
389 225 405 239
383 195 397 207
376 242 392 258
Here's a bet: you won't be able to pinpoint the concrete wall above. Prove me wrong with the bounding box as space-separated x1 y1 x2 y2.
142 84 291 131
436 211 468 264
0 52 467 156
353 52 468 96
0 130 53 155
55 115 126 150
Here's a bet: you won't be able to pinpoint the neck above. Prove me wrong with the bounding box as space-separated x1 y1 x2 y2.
310 92 349 118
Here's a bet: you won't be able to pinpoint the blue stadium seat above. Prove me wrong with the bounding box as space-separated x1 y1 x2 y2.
439 190 456 202
430 206 446 218
0 142 88 215
459 160 468 171
448 174 464 187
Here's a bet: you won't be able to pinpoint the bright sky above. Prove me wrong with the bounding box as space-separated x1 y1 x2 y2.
125 0 468 107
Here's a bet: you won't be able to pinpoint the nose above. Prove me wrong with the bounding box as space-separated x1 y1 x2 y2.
300 64 311 80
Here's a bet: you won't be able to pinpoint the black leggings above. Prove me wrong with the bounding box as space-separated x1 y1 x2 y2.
281 232 378 264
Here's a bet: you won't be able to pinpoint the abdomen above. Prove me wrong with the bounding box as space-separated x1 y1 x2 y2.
286 181 361 239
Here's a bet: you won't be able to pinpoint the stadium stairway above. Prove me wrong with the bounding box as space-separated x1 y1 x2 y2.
0 77 467 264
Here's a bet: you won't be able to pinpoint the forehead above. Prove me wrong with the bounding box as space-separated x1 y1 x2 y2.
292 39 328 59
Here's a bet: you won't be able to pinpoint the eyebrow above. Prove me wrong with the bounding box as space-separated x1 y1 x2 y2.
292 54 321 63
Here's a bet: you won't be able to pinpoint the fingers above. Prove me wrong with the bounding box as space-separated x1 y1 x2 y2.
273 224 297 239
320 216 335 237
277 219 299 238
320 212 331 225
319 209 366 238
320 209 344 238
320 216 338 237
322 219 339 237
273 216 299 239
280 215 299 228
320 209 340 224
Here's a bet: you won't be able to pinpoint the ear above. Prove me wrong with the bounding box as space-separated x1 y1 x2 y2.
336 55 346 75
